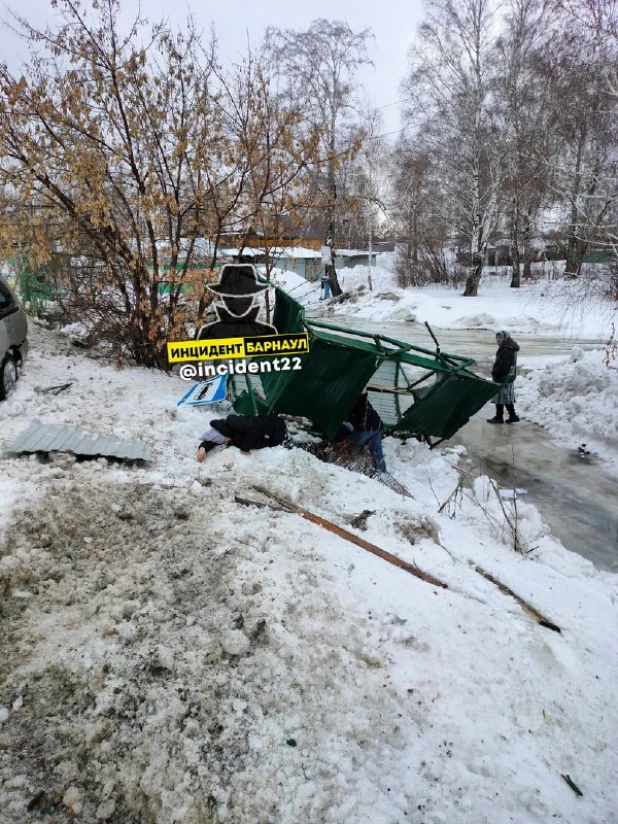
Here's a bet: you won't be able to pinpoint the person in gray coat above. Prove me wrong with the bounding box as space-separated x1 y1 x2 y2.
487 330 520 424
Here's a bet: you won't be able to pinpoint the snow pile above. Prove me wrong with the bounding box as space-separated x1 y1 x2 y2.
59 321 90 341
0 471 428 823
321 258 616 340
1 325 618 823
332 262 399 296
269 269 311 297
518 348 618 473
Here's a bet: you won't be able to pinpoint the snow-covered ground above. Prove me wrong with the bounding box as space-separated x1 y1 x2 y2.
291 257 618 474
517 348 618 477
296 256 617 341
1 323 618 823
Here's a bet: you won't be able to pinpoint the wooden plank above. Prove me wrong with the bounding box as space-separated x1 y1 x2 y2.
470 563 561 632
252 486 448 589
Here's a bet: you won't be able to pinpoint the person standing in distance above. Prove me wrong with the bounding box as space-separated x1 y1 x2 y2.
487 330 520 424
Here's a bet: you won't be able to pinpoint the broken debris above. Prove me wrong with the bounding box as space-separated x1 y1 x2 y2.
4 418 152 462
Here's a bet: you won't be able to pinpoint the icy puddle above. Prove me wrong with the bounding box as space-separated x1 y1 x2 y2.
326 315 605 366
333 316 618 571
446 412 618 572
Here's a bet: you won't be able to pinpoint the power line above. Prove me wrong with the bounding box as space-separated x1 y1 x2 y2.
368 127 407 140
375 98 407 110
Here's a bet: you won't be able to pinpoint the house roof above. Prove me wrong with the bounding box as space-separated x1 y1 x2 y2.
220 246 377 261
336 249 378 258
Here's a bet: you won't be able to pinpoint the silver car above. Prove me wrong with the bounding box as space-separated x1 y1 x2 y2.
0 275 28 400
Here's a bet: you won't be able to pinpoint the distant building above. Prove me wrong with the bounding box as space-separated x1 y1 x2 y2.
336 249 380 270
219 246 378 280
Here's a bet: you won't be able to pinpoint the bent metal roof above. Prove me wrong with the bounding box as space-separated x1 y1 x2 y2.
230 287 498 445
5 419 152 462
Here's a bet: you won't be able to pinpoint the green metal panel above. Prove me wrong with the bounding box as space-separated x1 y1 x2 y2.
231 287 497 444
396 374 498 441
158 282 191 295
274 339 378 440
19 271 56 302
272 287 305 333
309 318 477 372
233 335 379 440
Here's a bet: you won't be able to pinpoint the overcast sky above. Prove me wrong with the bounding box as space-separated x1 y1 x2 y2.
0 0 424 135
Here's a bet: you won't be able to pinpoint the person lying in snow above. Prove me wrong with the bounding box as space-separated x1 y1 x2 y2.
487 329 520 424
197 413 287 461
338 389 387 472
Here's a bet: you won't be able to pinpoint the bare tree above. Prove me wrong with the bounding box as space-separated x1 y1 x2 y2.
396 0 618 298
264 19 374 297
0 0 320 365
550 1 618 272
392 141 453 287
537 11 618 277
404 0 504 297
0 1 228 364
495 0 550 287
215 53 322 318
335 108 390 280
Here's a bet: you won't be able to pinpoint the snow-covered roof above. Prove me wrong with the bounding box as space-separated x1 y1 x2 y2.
336 249 379 258
280 247 321 259
219 247 257 258
154 238 215 259
218 246 378 260
218 246 321 260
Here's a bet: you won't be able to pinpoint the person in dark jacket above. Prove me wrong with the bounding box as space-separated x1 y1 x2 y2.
342 389 387 471
487 330 520 424
197 413 286 461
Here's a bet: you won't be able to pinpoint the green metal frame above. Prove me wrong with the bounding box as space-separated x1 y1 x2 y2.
230 287 498 446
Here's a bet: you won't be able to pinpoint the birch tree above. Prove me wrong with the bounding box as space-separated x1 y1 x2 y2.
496 0 550 287
264 19 373 297
551 0 618 271
539 14 618 277
405 0 503 296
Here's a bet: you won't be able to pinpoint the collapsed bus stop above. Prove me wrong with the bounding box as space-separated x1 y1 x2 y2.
230 288 498 447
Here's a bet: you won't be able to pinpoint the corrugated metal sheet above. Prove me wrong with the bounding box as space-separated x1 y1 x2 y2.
262 335 378 440
5 419 152 462
273 288 306 334
367 360 400 427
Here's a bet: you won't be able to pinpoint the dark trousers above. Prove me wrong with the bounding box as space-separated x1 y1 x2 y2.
495 403 516 420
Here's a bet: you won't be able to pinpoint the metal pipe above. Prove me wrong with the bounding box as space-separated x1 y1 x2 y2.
307 318 474 364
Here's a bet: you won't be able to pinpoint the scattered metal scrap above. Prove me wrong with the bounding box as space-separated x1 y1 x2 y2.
237 489 563 631
561 774 583 797
230 287 499 447
288 437 415 498
35 382 73 396
4 418 152 462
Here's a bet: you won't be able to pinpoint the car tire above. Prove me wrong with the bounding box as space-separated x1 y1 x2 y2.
0 354 18 400
13 349 23 375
